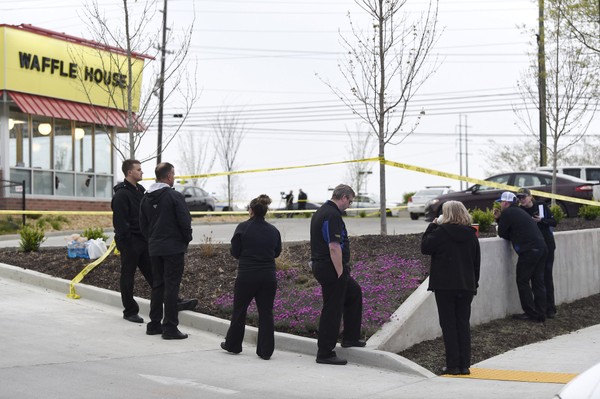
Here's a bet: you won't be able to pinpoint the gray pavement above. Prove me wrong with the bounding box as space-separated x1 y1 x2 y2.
1 263 599 398
0 215 430 248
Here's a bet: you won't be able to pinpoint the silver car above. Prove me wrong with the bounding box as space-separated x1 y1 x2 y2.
407 186 453 220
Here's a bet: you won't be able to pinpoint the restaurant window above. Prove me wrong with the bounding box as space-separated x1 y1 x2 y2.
31 115 52 170
95 126 112 174
54 118 73 171
9 110 30 168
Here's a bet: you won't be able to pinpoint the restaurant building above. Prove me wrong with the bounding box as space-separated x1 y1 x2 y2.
0 24 150 211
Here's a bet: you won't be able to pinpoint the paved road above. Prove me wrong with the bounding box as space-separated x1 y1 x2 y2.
0 215 430 248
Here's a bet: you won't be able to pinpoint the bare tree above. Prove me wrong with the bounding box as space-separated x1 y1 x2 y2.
483 140 541 176
345 124 376 195
515 0 600 203
213 108 247 210
75 0 197 162
320 0 441 235
555 0 600 54
177 131 216 188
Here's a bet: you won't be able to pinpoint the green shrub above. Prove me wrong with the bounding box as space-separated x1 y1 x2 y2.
19 224 46 252
550 205 565 223
578 205 600 220
359 211 367 218
83 227 108 241
470 208 495 231
0 216 20 235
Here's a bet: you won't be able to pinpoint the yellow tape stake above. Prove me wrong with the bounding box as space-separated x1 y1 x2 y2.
67 240 116 299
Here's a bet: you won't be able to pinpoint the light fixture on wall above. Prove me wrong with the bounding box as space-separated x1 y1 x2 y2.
38 123 52 136
9 118 15 130
74 128 85 140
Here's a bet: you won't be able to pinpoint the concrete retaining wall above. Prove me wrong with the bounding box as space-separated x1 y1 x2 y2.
369 228 600 353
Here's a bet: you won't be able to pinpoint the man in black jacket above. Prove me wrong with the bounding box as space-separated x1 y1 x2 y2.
112 160 197 324
493 191 547 322
140 162 193 339
310 184 364 366
111 159 153 323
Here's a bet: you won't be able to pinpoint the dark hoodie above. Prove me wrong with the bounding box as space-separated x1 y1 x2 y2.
139 183 193 257
421 223 481 293
111 179 146 250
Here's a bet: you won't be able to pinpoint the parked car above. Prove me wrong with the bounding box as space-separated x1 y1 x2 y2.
423 171 595 221
537 165 600 200
214 199 247 213
407 186 454 220
345 194 392 216
173 184 216 212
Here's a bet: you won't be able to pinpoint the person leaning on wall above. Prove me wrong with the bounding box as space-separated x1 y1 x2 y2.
516 187 558 319
221 194 282 360
421 200 480 376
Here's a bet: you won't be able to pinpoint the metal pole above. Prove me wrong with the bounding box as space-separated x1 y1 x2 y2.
21 180 26 226
464 115 469 179
157 0 168 164
458 114 463 190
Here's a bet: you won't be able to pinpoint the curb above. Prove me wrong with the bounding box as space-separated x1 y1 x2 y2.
0 262 434 378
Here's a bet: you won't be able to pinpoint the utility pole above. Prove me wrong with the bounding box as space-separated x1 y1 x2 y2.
157 0 168 164
458 114 463 190
538 0 548 167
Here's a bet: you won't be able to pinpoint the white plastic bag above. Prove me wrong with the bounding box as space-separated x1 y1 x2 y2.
86 238 108 260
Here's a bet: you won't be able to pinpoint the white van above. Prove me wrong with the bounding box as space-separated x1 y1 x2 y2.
537 165 600 200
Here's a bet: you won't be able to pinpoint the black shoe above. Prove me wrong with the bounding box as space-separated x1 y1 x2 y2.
123 314 144 323
177 298 198 312
220 342 241 354
259 354 271 360
512 313 531 320
316 355 347 365
146 325 163 336
162 329 188 340
441 367 460 375
341 339 367 348
460 368 471 375
546 311 556 319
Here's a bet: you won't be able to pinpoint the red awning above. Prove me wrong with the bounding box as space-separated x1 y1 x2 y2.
7 91 144 130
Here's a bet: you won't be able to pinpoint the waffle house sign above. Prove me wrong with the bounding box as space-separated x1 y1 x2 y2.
0 24 150 111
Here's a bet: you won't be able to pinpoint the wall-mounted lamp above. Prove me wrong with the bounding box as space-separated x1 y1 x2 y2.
38 123 52 136
74 128 85 140
9 118 15 130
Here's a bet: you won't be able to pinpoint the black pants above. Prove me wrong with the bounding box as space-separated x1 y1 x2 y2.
224 278 277 358
516 247 547 319
148 253 184 334
545 248 556 314
119 237 153 317
434 290 474 370
313 261 362 358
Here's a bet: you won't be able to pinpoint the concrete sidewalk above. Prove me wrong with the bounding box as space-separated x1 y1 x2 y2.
1 263 598 398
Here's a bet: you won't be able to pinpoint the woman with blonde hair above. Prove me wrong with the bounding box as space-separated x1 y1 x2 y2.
221 194 282 360
421 201 480 375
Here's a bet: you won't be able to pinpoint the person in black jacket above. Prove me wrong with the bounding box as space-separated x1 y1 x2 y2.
421 201 480 376
221 194 282 360
111 159 153 323
139 162 193 340
493 191 547 323
517 187 558 318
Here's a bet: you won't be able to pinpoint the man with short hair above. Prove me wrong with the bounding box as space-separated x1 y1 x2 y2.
493 191 547 322
140 162 193 339
310 184 364 365
298 189 308 211
111 159 153 323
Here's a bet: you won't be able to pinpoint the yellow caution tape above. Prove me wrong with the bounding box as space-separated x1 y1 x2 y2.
67 240 116 299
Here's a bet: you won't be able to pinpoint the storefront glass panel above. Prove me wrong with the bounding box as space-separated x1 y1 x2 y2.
76 173 95 197
74 123 93 173
55 172 75 196
54 119 73 171
33 170 53 195
9 169 31 195
96 175 113 198
95 127 112 174
31 116 52 170
9 111 30 168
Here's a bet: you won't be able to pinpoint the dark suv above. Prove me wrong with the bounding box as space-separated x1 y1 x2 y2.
173 184 215 212
424 171 595 221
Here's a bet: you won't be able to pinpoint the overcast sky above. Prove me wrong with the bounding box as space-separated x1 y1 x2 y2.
3 0 547 204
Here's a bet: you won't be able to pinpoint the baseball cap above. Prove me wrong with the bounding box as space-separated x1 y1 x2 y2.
516 187 531 198
495 191 517 203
